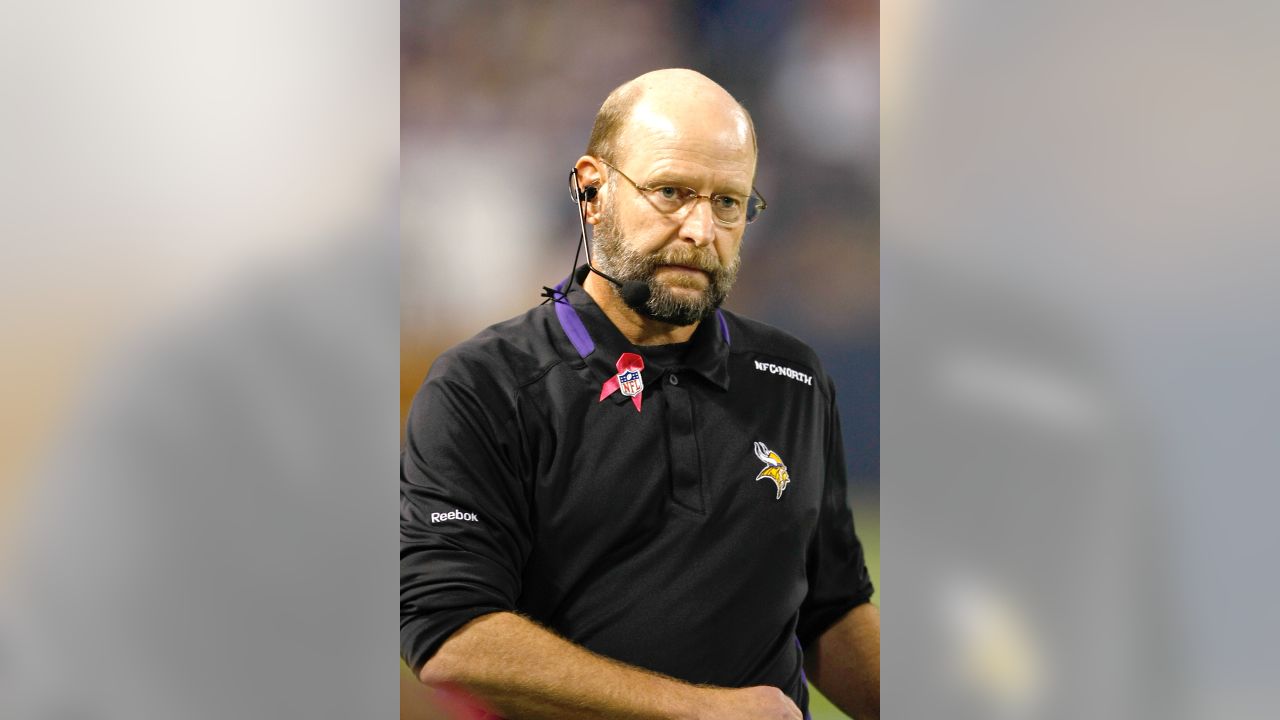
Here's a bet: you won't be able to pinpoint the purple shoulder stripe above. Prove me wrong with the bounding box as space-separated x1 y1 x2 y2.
716 309 731 344
552 278 595 358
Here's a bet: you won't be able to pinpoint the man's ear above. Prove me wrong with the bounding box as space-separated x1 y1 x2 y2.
574 156 606 225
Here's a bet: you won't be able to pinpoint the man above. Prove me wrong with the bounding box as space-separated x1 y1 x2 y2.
402 69 879 720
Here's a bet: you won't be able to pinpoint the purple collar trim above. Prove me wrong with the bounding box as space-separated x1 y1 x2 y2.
550 278 731 360
716 309 730 344
552 278 595 358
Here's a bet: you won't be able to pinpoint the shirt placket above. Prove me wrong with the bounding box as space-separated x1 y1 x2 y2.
662 370 705 514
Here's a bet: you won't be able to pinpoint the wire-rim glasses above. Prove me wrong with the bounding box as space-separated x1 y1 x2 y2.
597 158 767 226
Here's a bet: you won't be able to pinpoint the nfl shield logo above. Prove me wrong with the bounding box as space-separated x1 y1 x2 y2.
618 369 643 397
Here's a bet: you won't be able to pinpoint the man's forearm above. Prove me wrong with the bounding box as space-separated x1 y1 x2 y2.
418 611 799 720
805 603 880 720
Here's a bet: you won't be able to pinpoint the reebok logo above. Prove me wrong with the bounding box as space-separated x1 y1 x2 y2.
753 360 813 386
431 509 479 524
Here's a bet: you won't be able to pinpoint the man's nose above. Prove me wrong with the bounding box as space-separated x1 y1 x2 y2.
678 197 717 247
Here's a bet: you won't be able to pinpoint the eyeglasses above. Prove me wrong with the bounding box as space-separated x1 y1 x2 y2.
598 159 767 226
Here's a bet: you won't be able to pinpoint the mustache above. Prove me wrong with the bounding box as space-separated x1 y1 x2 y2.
648 247 721 273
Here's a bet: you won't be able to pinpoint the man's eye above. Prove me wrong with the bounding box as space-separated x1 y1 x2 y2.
715 195 741 210
656 186 681 200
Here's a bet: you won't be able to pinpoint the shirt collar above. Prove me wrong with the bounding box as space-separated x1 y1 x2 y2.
550 267 731 392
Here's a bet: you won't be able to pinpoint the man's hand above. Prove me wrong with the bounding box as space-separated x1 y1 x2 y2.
695 686 802 720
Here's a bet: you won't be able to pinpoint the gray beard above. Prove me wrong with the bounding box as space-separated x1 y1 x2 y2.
592 214 741 327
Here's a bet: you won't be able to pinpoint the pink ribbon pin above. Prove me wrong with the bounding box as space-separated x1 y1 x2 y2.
599 352 645 412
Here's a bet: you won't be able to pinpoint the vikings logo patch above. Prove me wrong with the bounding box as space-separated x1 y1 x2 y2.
753 441 791 500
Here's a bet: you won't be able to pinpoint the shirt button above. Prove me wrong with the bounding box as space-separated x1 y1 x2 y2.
669 374 679 386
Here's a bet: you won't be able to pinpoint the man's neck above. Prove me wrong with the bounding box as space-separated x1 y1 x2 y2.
583 272 699 346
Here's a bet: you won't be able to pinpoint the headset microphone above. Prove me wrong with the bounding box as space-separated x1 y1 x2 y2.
617 279 652 308
560 168 652 311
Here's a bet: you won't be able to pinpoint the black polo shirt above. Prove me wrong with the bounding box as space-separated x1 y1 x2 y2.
401 273 874 712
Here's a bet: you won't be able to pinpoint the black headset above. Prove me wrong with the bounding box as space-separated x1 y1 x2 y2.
545 168 649 310
571 168 598 202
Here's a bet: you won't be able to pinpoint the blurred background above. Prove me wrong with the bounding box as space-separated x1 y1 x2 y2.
401 2 880 717
882 1 1279 718
1 2 399 718
4 1 1279 718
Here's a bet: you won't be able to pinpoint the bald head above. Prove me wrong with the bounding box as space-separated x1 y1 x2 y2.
586 69 757 168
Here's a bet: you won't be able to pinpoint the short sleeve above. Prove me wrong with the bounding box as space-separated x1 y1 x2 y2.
400 351 534 672
796 381 875 649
